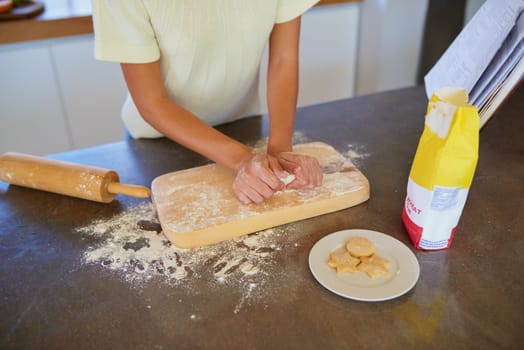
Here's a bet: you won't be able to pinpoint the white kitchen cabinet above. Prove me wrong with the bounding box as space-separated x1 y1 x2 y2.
51 37 127 149
298 3 360 106
0 44 72 155
259 3 360 111
0 36 128 156
356 0 428 95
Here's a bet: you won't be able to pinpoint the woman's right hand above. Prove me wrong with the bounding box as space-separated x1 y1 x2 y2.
233 153 287 205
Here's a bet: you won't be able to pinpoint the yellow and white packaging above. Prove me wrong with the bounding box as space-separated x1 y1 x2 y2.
402 87 479 250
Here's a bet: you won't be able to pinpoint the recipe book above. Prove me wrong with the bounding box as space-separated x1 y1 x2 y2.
424 0 524 129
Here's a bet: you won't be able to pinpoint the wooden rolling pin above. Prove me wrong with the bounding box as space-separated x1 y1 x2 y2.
0 152 151 203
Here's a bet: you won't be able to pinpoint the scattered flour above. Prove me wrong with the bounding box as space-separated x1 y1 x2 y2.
75 202 304 313
345 144 370 165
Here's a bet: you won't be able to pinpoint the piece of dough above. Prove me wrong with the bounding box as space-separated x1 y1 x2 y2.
280 173 296 185
346 236 375 257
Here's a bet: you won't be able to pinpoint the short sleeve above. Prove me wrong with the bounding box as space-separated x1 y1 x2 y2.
92 0 160 63
275 0 320 23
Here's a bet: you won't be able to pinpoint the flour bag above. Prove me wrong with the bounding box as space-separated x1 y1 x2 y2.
402 87 479 250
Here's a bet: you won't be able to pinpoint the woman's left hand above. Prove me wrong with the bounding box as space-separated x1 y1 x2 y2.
277 152 323 189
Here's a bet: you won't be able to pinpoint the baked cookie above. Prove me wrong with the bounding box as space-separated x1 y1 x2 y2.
346 236 376 257
328 250 360 274
326 236 391 278
357 254 390 278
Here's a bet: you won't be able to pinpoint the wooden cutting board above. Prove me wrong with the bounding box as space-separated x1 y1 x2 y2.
151 142 370 248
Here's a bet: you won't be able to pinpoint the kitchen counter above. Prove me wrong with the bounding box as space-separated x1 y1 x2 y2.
1 86 523 349
0 0 362 45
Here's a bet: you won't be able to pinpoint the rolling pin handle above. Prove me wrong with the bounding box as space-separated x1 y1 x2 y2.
107 182 151 198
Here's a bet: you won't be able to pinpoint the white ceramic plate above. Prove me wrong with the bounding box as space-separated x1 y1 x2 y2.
309 229 420 302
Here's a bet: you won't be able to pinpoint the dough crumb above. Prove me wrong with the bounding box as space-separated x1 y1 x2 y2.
280 173 296 185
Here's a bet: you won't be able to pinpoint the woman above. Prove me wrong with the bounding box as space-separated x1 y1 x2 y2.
92 0 323 204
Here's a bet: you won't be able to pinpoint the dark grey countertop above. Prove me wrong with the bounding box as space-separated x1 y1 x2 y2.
1 86 523 349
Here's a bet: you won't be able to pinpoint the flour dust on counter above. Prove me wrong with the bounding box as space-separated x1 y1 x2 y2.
75 202 306 313
345 143 371 166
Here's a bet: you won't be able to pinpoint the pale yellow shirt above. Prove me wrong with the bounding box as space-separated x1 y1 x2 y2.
92 0 319 138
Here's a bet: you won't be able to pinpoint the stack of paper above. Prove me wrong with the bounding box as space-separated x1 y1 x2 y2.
424 0 524 128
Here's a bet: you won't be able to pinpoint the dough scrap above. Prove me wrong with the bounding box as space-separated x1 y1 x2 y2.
280 173 296 185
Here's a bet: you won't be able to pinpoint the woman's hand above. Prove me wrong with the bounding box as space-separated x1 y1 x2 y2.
233 153 287 205
277 152 323 189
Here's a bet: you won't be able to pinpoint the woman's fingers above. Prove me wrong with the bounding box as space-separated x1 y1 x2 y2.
233 153 283 204
278 152 323 189
233 152 323 204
